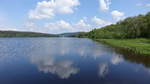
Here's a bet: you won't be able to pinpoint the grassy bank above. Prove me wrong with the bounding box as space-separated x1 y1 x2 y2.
96 39 150 55
76 12 150 55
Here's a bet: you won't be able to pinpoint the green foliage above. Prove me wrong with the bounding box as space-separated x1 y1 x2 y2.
97 39 150 55
74 32 89 38
75 12 150 55
78 12 150 39
0 31 57 37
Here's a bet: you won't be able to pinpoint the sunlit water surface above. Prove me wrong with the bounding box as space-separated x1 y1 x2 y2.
0 38 150 84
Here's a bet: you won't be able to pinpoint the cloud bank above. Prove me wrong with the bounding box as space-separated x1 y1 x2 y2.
29 0 80 19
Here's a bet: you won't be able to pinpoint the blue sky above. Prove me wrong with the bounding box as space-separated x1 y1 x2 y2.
0 0 150 34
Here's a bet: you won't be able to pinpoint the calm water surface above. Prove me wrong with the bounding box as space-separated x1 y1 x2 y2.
0 38 150 84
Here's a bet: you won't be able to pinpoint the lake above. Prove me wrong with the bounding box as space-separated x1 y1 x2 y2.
0 38 150 84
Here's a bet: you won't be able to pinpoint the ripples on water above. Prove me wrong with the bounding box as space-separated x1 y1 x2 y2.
0 38 149 84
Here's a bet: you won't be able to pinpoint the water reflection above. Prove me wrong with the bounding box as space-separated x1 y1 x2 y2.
0 39 32 63
0 38 149 84
111 52 123 65
98 52 123 78
27 38 111 79
98 62 109 77
31 55 79 79
114 48 150 68
27 38 110 59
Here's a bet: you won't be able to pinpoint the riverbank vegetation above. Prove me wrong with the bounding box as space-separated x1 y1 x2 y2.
77 12 150 39
76 12 150 55
97 39 150 55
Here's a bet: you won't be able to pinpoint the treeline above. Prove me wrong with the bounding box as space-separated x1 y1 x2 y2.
77 12 150 39
60 32 87 37
0 31 57 37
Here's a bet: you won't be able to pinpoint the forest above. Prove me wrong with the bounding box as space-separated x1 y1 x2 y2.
76 12 150 39
0 31 57 37
76 12 150 55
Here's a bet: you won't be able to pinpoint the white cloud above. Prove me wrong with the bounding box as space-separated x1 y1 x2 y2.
91 16 112 27
146 4 150 7
44 19 91 34
74 19 91 32
23 16 113 34
44 20 73 33
29 0 80 19
99 0 111 11
136 3 150 7
111 10 125 21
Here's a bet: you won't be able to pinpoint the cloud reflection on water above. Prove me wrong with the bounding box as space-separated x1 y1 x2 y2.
98 52 124 78
28 38 110 79
1 38 150 81
111 52 123 65
31 55 79 79
98 62 109 77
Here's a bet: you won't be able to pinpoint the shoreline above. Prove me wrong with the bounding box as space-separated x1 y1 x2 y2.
94 38 150 55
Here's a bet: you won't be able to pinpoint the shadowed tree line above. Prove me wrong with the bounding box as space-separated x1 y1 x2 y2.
114 48 150 68
76 12 150 39
0 31 57 37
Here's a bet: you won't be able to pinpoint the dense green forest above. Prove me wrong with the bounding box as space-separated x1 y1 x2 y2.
0 31 57 37
77 12 150 39
75 12 150 55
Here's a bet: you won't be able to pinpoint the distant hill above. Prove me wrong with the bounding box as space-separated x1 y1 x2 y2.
58 32 86 37
0 31 57 37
